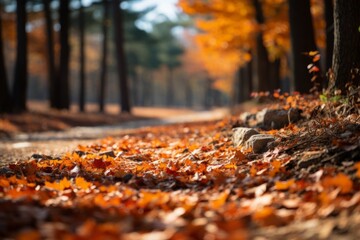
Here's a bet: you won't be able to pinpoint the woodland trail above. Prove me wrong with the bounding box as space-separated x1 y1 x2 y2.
1 96 360 239
0 108 229 167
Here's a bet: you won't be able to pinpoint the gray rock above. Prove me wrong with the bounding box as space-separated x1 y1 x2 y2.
232 127 259 147
245 134 275 153
256 108 301 130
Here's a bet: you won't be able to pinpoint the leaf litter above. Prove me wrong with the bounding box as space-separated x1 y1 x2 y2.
1 94 360 239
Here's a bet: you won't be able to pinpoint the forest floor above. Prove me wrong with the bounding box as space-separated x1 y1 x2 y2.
1 95 360 239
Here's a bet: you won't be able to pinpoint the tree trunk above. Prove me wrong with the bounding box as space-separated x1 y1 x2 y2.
43 0 56 108
324 0 334 72
269 58 281 91
288 0 319 93
56 0 70 109
332 0 360 92
0 8 11 113
78 0 86 112
252 0 271 92
237 59 253 103
99 0 109 113
112 0 131 113
12 0 28 112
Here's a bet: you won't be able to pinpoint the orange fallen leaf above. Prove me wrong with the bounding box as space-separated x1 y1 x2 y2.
75 177 92 190
209 190 229 209
45 178 71 191
322 173 353 194
275 179 295 191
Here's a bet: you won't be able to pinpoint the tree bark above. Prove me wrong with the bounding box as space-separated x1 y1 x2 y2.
98 0 109 113
252 0 271 92
324 0 334 72
43 0 57 108
12 0 28 112
0 8 11 113
288 0 319 93
112 0 131 113
237 59 253 103
78 0 86 112
332 0 360 92
269 58 281 91
56 0 70 109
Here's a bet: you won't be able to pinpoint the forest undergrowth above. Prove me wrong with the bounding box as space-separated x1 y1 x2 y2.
0 88 360 239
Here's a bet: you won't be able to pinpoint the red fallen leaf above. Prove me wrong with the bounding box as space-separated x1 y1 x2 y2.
92 158 109 169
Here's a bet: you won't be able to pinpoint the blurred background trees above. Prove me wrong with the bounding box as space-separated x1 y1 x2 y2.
0 0 358 114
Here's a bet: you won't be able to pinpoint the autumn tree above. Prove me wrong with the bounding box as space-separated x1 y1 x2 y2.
12 0 28 112
98 0 109 113
332 0 360 92
54 0 71 110
78 0 86 112
43 0 56 108
252 0 270 92
324 0 334 72
113 0 131 113
287 0 319 93
0 6 11 113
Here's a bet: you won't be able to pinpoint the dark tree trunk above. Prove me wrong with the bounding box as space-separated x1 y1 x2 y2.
99 0 109 113
43 0 56 108
237 59 253 103
288 0 319 93
269 58 281 91
78 0 85 112
252 0 271 92
12 0 28 112
332 0 360 92
0 9 11 113
112 0 131 113
324 0 334 72
56 0 70 109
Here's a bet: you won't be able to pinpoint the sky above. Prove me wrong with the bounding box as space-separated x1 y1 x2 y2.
131 0 180 20
129 0 181 31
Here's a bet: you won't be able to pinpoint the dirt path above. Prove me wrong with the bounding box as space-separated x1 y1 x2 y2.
0 108 229 166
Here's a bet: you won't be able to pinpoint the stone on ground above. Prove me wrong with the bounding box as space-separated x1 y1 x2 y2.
245 134 275 153
256 108 301 130
232 127 259 147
